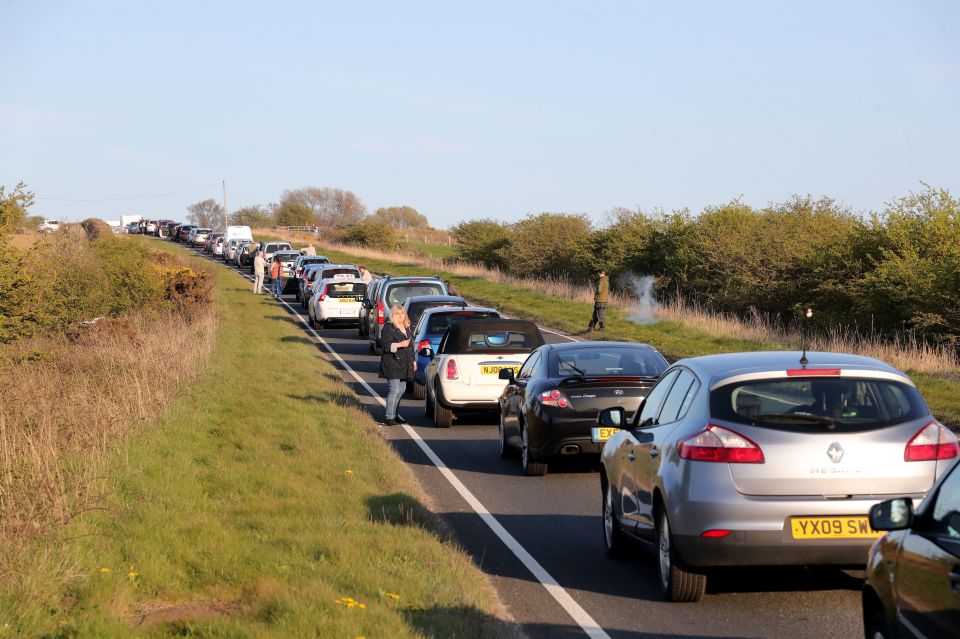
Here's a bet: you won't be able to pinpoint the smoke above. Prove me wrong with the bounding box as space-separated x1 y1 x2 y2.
618 272 660 325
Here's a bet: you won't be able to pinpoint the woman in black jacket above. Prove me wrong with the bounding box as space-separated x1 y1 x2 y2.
379 304 415 425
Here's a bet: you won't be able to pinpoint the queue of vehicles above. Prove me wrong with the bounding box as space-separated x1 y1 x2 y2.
163 227 959 634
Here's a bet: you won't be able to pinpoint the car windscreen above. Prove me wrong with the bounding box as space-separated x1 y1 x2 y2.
386 283 444 307
710 377 929 433
426 311 499 334
276 253 298 264
264 243 291 253
196 229 212 234
549 347 668 378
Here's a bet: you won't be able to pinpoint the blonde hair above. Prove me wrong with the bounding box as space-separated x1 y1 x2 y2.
390 304 410 330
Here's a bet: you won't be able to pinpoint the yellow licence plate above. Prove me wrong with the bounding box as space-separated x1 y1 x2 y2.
790 516 881 539
481 365 517 375
337 298 354 303
591 427 621 442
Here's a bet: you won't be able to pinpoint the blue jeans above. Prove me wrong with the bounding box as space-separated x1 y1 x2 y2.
385 378 403 420
272 276 283 297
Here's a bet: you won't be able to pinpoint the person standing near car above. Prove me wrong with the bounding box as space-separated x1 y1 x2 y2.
587 267 609 332
253 250 266 295
379 304 415 426
270 256 283 298
303 244 316 256
359 265 373 284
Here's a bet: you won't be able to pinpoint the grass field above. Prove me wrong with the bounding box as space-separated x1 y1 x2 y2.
308 242 960 429
2 240 512 637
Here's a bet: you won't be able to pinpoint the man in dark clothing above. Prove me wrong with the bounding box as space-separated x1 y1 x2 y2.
587 268 609 332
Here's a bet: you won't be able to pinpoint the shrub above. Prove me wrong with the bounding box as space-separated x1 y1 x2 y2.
342 219 397 250
451 219 510 269
496 212 593 280
80 217 112 240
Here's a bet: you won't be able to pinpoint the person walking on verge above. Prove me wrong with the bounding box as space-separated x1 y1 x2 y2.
359 265 373 284
253 250 266 294
270 256 283 298
379 304 415 426
587 268 609 332
303 244 316 256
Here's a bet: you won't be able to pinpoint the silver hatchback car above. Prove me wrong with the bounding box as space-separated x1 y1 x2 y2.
598 351 958 602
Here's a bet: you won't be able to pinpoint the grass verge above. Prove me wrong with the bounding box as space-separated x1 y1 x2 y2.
307 242 960 428
2 241 512 637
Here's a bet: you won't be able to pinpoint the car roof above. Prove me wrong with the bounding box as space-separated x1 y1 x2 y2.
319 276 364 284
382 275 443 284
404 295 465 305
545 341 660 352
320 263 358 270
420 305 495 317
274 250 301 256
443 318 545 352
672 351 914 388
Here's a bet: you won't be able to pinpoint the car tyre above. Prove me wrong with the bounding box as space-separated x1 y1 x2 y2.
602 481 627 558
434 388 453 428
498 412 517 459
412 381 426 400
521 426 548 476
656 509 706 602
863 598 894 639
425 386 435 418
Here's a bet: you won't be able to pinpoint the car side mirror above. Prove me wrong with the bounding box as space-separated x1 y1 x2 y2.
419 347 434 358
498 368 515 381
869 498 913 532
598 407 626 429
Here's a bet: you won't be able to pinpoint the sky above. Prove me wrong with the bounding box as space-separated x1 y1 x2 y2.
2 0 958 227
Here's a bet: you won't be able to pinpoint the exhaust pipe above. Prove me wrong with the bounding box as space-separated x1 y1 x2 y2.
560 444 580 455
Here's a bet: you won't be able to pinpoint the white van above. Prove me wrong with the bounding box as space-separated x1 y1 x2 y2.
225 225 253 243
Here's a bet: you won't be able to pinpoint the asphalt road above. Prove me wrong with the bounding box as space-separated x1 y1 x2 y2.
183 242 866 639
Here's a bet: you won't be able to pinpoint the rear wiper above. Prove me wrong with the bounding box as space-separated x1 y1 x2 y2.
558 358 587 381
753 413 837 430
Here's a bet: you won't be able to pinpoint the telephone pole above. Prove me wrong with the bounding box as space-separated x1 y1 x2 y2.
222 180 228 231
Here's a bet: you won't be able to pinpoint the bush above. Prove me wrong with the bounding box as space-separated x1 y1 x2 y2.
80 217 112 240
496 213 593 280
451 219 510 269
342 219 397 250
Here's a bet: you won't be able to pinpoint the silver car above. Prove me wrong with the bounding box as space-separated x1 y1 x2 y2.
598 351 958 602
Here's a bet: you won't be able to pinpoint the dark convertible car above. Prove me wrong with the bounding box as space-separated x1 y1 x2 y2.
498 341 668 476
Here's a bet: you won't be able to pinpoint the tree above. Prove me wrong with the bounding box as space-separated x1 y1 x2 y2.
275 201 314 227
186 198 224 230
0 181 35 236
280 187 367 227
372 206 429 229
342 219 397 250
451 219 511 268
496 213 593 280
229 204 275 228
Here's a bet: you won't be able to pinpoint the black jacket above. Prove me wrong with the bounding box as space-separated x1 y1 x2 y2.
379 321 415 380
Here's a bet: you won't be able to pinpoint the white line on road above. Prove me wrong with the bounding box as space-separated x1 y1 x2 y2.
183 244 610 638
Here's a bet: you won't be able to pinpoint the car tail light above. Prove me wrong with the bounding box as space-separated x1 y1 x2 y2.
377 300 385 325
700 529 731 538
905 421 959 462
679 425 765 463
446 359 459 380
417 340 431 351
539 389 571 408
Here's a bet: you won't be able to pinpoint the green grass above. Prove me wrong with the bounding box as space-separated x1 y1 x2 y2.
9 242 511 637
315 243 960 429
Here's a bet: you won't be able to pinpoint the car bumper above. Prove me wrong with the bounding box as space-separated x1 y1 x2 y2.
527 411 607 457
673 531 876 567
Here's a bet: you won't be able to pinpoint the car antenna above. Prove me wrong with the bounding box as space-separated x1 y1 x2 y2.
799 308 813 367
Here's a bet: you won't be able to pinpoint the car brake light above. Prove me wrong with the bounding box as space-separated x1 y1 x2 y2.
905 421 959 462
377 300 385 325
417 340 431 351
786 368 841 376
700 529 731 538
318 285 329 302
678 424 765 463
539 389 570 408
446 359 459 380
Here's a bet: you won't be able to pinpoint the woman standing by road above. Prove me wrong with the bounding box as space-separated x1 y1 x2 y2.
270 256 283 298
379 304 415 426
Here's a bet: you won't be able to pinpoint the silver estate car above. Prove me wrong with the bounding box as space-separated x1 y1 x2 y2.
598 351 958 602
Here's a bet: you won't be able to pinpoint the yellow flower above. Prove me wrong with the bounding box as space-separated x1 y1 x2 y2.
99 567 110 574
345 469 353 476
128 570 138 580
385 593 401 600
358 604 366 609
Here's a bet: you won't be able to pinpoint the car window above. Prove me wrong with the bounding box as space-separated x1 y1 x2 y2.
517 351 541 380
636 369 681 428
385 283 445 306
426 311 498 334
550 346 668 378
657 369 700 424
466 330 534 350
322 268 360 280
929 465 960 539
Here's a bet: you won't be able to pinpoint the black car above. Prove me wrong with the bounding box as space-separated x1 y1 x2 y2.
863 454 960 638
498 341 669 476
403 294 467 330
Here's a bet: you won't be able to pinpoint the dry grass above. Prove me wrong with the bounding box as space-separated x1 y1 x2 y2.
0 307 216 582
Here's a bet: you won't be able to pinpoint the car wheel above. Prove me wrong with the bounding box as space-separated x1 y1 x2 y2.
434 391 453 428
656 508 706 602
425 386 434 418
358 322 364 338
498 412 516 459
863 598 895 639
310 310 319 330
521 426 548 476
603 481 627 558
412 381 426 400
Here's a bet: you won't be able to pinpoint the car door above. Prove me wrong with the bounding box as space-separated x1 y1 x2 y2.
632 368 700 539
895 463 960 637
503 349 542 446
614 368 681 536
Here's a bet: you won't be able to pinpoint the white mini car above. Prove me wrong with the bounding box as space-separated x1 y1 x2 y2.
308 276 367 329
424 318 544 428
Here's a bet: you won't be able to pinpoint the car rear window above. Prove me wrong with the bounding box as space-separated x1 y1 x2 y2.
386 283 444 306
264 243 291 253
321 268 360 280
426 311 498 334
711 377 929 432
325 282 366 297
465 330 534 352
549 347 668 378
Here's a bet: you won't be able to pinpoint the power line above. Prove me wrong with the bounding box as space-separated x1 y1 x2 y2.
35 182 223 203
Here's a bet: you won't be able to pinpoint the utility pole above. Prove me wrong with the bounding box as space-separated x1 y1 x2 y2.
222 179 228 231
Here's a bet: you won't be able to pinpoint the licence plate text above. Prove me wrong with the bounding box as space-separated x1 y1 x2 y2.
790 516 881 539
481 365 517 375
591 427 620 442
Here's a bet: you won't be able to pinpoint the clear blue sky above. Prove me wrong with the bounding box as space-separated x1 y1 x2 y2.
2 0 958 227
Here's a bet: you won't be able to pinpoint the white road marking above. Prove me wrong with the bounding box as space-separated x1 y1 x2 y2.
181 243 611 639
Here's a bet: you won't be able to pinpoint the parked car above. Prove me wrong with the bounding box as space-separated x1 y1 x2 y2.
358 277 383 339
188 228 212 246
862 456 960 639
499 342 668 476
212 236 226 256
127 221 141 234
252 242 294 272
424 318 544 428
302 264 360 307
168 223 183 240
409 306 501 399
308 277 367 329
403 294 467 331
266 250 302 293
38 219 61 232
236 241 258 268
222 238 241 262
293 255 333 301
367 275 449 355
597 351 958 603
144 221 157 234
204 232 223 252
176 225 196 242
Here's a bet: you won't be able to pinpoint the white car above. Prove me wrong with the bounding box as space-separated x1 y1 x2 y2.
424 318 545 428
308 275 366 329
212 237 225 256
38 219 61 232
189 228 212 246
